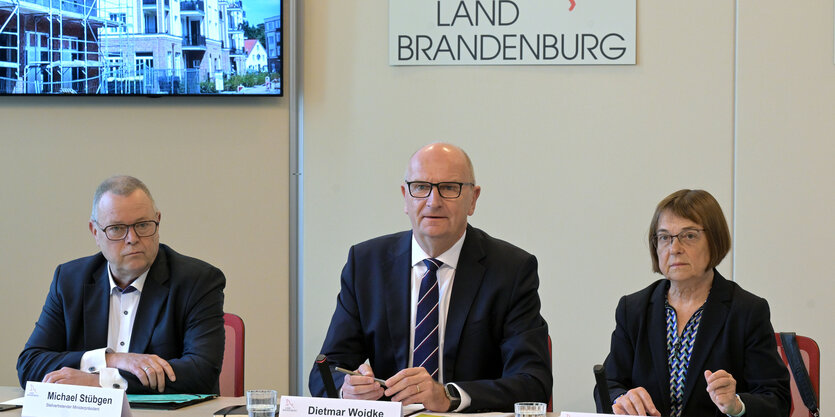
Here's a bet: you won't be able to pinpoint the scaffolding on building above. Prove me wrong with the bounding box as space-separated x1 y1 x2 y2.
97 0 142 94
0 0 138 93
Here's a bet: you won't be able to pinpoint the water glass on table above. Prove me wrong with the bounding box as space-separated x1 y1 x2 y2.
515 401 547 417
246 389 277 417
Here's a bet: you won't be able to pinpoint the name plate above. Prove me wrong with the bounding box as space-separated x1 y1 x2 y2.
279 395 401 417
23 381 131 417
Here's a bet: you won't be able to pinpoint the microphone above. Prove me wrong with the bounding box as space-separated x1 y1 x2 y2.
315 354 339 398
594 364 614 414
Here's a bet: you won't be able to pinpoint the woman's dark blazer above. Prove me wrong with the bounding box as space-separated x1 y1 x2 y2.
595 270 790 416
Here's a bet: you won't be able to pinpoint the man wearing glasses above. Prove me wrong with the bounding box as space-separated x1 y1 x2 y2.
310 143 552 412
17 175 225 394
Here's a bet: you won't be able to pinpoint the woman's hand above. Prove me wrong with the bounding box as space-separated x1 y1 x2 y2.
705 370 743 415
612 387 661 416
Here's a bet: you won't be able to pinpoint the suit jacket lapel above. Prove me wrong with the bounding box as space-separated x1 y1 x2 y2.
442 225 485 382
84 263 110 349
647 280 671 413
130 248 170 353
384 231 413 371
681 270 731 410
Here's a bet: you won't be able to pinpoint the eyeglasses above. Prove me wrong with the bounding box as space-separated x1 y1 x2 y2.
653 228 705 249
95 220 159 241
405 181 474 199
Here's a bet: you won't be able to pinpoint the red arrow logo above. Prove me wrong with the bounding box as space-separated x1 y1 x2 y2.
569 0 576 11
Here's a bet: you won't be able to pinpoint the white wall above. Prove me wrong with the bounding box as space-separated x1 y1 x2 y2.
734 0 835 403
0 96 291 394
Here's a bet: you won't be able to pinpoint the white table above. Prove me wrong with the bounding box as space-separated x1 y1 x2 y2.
0 386 245 417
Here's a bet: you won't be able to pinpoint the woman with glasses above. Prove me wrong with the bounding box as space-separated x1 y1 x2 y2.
594 189 790 417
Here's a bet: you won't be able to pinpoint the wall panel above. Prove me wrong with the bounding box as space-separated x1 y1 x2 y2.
735 0 835 404
0 96 291 393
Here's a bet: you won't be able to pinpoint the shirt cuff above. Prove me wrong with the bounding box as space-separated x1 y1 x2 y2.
79 348 108 374
726 394 746 417
80 348 128 390
449 383 471 412
99 367 129 390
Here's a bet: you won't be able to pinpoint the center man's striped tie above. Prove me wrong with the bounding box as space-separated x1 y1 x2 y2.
414 258 442 380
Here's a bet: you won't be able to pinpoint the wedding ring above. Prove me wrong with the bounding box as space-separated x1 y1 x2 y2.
143 366 150 372
416 384 420 393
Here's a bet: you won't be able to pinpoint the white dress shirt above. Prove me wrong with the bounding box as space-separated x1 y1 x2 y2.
409 232 471 411
78 267 148 390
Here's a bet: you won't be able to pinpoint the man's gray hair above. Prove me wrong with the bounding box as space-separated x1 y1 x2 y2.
91 175 157 221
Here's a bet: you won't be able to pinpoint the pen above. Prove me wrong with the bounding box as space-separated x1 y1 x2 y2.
334 367 387 387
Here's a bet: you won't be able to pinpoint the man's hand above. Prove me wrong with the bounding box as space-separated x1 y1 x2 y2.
42 367 100 387
385 367 449 412
341 364 385 400
106 352 176 393
705 370 742 415
612 386 661 416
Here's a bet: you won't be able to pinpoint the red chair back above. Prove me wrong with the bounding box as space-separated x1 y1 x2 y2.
220 313 245 396
775 333 820 417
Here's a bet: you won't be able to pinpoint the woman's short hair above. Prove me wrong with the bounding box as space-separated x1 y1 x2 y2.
648 189 731 274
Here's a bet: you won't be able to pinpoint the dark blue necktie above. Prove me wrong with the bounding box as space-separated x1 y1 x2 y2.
414 258 442 380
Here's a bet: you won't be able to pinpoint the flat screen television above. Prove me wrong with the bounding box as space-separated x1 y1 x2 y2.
0 0 282 95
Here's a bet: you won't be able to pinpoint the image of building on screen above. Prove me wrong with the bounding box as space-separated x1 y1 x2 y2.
0 0 281 94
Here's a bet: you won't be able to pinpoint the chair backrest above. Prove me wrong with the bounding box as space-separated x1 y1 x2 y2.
220 313 245 397
774 333 820 417
547 335 553 412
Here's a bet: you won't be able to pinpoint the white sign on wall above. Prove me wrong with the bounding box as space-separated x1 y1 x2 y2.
389 0 636 66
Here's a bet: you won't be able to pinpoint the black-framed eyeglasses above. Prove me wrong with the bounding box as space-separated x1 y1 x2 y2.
405 181 474 199
653 228 705 249
95 220 159 241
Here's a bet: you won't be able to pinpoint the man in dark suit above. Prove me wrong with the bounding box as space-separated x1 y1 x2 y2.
309 143 552 412
17 175 225 394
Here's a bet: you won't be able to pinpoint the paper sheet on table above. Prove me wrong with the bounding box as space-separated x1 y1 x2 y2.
0 396 24 406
